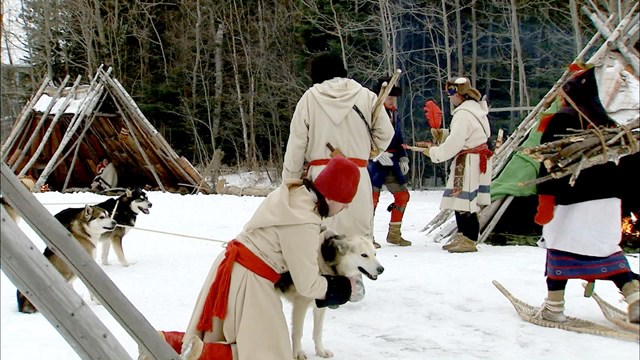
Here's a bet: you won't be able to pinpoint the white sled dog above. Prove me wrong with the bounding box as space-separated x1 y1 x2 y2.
275 232 384 359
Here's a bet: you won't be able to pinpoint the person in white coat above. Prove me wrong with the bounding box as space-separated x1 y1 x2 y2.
421 77 492 253
169 156 365 360
282 52 394 241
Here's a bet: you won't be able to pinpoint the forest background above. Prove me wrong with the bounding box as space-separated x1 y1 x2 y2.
1 0 626 187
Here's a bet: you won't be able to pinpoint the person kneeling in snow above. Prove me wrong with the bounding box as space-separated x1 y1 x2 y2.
534 66 639 324
150 156 365 360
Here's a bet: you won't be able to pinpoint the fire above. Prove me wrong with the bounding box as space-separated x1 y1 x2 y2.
622 212 639 236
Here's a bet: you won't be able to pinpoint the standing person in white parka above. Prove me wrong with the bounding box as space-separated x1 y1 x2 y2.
420 77 493 253
282 52 394 242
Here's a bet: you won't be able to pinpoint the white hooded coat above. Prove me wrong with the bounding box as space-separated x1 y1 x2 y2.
427 99 492 213
183 180 329 359
282 78 394 237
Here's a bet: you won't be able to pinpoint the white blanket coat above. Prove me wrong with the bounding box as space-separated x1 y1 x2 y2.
184 180 329 359
427 100 492 213
282 78 394 237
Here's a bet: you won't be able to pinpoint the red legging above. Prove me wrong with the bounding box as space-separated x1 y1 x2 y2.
372 190 410 223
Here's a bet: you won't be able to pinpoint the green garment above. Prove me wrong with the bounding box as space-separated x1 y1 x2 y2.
490 99 561 201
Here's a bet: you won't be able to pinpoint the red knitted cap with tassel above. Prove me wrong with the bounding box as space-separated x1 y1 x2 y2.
313 156 360 203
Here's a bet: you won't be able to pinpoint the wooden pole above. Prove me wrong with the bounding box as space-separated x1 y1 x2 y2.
1 207 133 360
122 116 166 192
62 90 110 191
34 68 111 191
18 75 83 177
1 76 50 161
98 68 198 186
11 74 71 172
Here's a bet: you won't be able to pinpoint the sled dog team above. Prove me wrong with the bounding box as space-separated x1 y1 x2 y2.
14 188 153 313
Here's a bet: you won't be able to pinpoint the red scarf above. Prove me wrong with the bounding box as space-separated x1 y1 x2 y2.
197 240 280 331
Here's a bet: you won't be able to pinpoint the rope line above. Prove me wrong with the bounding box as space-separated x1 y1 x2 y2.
116 224 228 245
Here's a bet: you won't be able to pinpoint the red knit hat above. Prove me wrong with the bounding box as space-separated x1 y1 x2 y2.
313 156 360 203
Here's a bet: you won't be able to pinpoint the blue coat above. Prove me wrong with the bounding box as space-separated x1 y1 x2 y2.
368 109 409 188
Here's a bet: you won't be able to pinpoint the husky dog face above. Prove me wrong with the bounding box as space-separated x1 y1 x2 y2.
83 205 117 234
323 235 384 280
126 188 152 215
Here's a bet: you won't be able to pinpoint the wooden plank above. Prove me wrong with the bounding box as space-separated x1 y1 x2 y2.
1 207 131 360
478 196 514 244
1 163 180 360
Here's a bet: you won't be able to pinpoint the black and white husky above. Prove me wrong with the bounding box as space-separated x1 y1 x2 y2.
17 205 117 313
276 233 384 359
94 188 152 267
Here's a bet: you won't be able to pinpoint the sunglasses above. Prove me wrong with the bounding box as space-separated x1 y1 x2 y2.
446 85 458 96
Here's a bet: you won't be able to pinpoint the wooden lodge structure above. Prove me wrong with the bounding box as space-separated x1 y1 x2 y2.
1 65 211 194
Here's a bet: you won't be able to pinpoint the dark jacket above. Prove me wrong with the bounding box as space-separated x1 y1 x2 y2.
368 108 409 188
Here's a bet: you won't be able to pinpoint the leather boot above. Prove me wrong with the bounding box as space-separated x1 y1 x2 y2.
442 233 464 250
621 279 640 323
539 290 567 323
386 223 411 246
446 235 477 253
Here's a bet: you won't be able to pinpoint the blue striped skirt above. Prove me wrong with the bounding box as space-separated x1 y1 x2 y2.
545 249 631 281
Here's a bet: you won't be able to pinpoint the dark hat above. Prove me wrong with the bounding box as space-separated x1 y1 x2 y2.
444 77 481 101
373 77 402 96
561 66 612 126
313 156 360 204
310 52 347 85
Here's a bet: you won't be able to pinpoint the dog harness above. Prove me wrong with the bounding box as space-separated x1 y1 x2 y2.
197 240 280 331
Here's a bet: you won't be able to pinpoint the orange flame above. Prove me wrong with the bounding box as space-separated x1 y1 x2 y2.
622 212 639 236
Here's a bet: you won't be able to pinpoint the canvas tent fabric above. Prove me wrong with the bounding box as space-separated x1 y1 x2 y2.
1 66 211 194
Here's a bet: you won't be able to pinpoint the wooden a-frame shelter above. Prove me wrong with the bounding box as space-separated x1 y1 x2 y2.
1 65 211 194
425 1 640 244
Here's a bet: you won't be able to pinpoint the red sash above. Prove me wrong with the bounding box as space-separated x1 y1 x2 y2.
197 240 280 331
457 143 493 174
308 158 368 168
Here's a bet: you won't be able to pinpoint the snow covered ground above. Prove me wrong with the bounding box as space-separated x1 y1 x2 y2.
2 184 639 359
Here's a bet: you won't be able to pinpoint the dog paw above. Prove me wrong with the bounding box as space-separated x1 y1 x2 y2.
293 350 308 360
316 348 334 358
101 260 111 266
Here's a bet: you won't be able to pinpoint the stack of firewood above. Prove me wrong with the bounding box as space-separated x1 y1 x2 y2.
519 120 639 186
